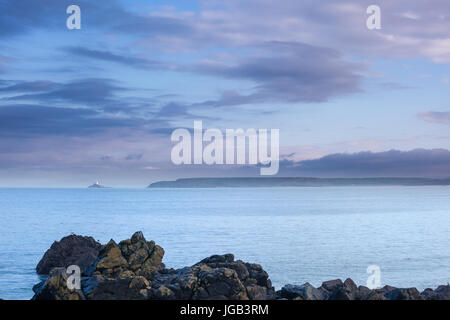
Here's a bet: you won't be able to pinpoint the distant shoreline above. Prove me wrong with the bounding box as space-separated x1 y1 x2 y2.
148 177 450 188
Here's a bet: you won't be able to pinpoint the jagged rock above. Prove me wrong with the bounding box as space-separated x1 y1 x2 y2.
355 285 386 300
149 254 275 300
278 280 388 301
87 232 164 280
196 255 250 281
88 240 128 277
32 268 85 300
320 279 343 292
149 286 176 300
36 234 102 275
136 245 164 279
422 285 450 300
197 254 235 264
328 278 358 300
196 267 248 300
246 284 269 300
376 285 424 300
279 283 324 300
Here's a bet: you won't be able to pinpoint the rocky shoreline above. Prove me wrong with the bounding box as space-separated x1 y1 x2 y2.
32 232 450 300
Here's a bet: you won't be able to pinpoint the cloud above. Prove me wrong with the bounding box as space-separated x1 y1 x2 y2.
193 41 365 105
4 0 450 63
378 82 413 90
419 111 450 124
65 41 365 107
195 0 450 63
106 148 450 180
0 56 10 73
65 47 169 70
0 0 192 39
280 149 450 177
0 104 146 136
154 102 216 120
0 80 59 92
3 78 128 109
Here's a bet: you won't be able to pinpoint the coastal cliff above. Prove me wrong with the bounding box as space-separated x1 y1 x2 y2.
32 232 450 300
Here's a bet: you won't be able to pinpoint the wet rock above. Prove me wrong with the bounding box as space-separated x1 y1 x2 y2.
246 284 269 300
279 283 324 300
149 285 176 300
196 267 248 300
36 234 102 275
320 279 343 292
328 278 358 300
149 254 275 300
197 254 235 264
422 285 450 300
377 286 424 300
354 285 385 300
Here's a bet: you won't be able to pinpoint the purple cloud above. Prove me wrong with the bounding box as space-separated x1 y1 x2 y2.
419 111 450 124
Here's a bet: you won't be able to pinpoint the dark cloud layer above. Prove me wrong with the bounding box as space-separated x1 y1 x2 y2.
4 78 123 106
0 0 191 39
194 41 365 105
0 104 146 136
64 41 365 107
0 80 59 93
65 47 168 70
280 149 450 178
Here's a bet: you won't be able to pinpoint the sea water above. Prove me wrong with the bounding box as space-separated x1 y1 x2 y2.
0 186 449 299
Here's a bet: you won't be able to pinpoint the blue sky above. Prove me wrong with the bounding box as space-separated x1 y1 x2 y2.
1 0 450 186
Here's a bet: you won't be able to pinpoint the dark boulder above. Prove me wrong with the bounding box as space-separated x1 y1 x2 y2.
279 283 324 300
355 285 386 300
422 285 450 300
197 254 235 264
327 278 358 300
149 254 275 300
376 285 424 300
82 275 150 300
320 279 343 292
36 234 102 275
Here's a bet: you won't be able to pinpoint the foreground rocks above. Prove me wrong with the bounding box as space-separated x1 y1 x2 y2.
278 279 434 300
33 232 449 300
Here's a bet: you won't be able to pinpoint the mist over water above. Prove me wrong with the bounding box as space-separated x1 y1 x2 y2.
0 186 449 300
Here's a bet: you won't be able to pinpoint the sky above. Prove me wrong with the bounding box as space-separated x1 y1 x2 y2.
0 0 450 187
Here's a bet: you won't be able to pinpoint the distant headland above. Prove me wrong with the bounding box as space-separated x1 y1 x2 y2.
147 177 450 188
88 181 109 188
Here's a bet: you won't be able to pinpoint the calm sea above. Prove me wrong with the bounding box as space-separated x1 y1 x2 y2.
0 186 449 300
